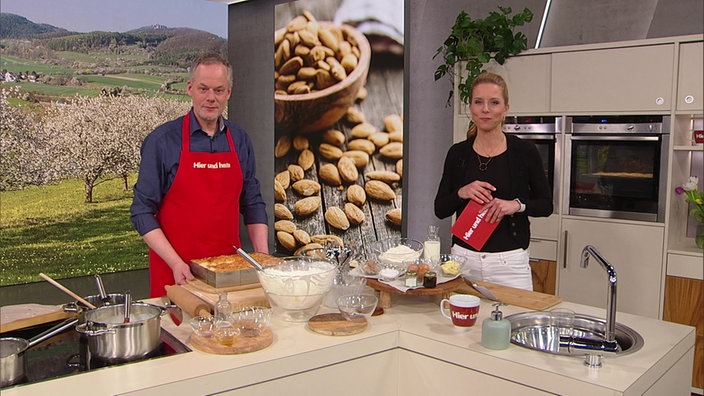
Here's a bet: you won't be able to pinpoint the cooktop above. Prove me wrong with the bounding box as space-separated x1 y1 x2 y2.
1 319 191 389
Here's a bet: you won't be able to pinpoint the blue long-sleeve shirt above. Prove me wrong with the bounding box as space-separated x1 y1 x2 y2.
130 109 268 236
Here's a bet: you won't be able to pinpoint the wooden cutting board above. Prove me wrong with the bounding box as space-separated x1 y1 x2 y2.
189 327 273 354
0 304 75 333
455 280 562 311
307 313 368 336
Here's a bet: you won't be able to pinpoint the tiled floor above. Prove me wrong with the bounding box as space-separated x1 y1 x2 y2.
0 269 150 306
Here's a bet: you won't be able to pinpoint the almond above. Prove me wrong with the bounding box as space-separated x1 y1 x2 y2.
365 180 396 201
292 135 310 151
368 132 390 148
293 229 311 245
318 143 343 161
292 179 321 196
344 203 365 225
385 208 402 226
274 220 296 233
311 234 344 247
356 86 368 100
325 207 350 230
297 149 315 170
277 231 298 251
350 122 376 139
347 139 376 155
365 170 401 184
275 135 291 158
294 196 321 216
388 130 404 142
384 114 403 132
341 150 370 168
274 179 287 201
379 142 403 160
346 107 366 124
275 170 291 189
396 159 403 178
318 163 342 186
294 242 325 256
275 203 294 220
347 184 367 206
322 129 346 147
337 156 359 183
288 164 305 181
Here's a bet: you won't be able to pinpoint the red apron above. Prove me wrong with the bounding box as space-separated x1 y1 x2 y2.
149 113 243 297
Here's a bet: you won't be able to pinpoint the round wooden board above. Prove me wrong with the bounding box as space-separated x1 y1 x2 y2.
367 277 463 296
307 313 368 336
189 327 273 354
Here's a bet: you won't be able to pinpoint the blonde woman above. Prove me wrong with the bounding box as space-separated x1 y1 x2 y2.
434 72 552 291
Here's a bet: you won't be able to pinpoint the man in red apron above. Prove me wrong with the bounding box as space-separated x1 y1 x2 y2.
130 53 268 297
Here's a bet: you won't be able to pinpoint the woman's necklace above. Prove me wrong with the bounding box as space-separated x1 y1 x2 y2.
477 153 492 171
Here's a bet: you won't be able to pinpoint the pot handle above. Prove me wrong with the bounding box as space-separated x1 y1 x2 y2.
75 321 116 337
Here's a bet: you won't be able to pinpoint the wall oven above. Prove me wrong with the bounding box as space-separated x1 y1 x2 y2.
563 115 670 222
503 116 561 212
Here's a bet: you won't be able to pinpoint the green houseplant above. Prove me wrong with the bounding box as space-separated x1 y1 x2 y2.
433 6 534 106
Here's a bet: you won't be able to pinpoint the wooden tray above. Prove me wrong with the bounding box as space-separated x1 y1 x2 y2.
308 313 367 336
367 278 463 308
1 304 75 333
189 326 273 354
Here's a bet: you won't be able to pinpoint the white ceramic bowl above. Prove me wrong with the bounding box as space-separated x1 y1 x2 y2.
256 256 337 322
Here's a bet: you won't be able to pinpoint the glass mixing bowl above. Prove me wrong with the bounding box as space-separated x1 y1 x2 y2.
256 256 337 322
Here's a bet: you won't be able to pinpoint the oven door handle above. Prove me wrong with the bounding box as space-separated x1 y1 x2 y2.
510 134 556 140
568 135 660 142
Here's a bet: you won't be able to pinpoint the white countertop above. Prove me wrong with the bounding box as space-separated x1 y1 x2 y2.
1 294 695 395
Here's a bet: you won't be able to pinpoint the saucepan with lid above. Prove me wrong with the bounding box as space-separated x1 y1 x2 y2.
75 302 165 361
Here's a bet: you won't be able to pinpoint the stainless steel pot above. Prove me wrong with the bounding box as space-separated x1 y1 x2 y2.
0 317 78 387
64 293 127 324
75 302 164 361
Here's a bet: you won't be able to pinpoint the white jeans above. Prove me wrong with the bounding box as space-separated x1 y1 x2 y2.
451 245 533 291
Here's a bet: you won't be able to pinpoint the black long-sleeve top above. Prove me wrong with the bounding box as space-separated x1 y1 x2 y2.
434 134 553 252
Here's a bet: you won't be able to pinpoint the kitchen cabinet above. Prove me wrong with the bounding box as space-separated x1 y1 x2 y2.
663 275 704 389
551 44 674 113
453 52 552 142
558 218 664 318
676 41 704 112
530 259 556 295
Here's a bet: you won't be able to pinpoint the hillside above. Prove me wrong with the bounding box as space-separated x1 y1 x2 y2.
0 13 227 101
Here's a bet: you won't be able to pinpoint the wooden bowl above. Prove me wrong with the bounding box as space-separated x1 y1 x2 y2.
275 23 371 134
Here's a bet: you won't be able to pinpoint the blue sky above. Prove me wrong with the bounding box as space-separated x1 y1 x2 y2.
0 0 229 38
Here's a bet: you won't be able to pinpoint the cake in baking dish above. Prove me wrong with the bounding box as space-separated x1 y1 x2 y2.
191 253 281 272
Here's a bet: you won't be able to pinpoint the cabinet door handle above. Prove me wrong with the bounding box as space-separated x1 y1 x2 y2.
562 230 569 269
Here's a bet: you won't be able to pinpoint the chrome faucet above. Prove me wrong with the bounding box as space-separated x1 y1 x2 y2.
580 245 617 344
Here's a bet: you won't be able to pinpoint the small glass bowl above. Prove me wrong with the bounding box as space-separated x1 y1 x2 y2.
337 294 379 322
378 262 403 282
213 320 241 346
189 315 215 338
438 254 466 277
234 306 272 337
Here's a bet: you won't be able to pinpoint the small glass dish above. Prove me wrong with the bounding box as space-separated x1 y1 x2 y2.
234 306 272 337
213 320 240 346
189 315 215 338
438 254 466 277
378 262 403 282
337 294 379 322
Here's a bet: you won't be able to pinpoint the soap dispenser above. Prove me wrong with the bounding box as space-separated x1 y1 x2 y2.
481 302 511 350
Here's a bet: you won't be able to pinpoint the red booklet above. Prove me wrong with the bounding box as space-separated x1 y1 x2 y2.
450 200 499 250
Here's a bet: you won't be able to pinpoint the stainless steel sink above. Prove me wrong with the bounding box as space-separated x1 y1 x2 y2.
506 311 644 357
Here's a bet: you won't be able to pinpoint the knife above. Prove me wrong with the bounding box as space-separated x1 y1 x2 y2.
464 277 499 301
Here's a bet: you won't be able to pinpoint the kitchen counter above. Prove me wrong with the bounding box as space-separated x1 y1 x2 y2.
1 294 695 395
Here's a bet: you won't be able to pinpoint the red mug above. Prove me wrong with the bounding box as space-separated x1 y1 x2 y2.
440 294 480 327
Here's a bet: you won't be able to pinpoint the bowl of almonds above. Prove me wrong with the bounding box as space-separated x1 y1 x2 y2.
274 12 371 134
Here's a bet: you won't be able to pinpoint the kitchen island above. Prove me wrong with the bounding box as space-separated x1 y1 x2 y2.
1 294 694 395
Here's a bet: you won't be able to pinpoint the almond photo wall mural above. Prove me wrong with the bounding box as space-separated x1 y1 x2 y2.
273 0 404 257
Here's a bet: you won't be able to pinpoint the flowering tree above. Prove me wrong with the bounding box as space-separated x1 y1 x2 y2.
0 86 54 190
44 94 189 202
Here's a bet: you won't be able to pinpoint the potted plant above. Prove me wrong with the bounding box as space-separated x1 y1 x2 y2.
433 6 534 106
